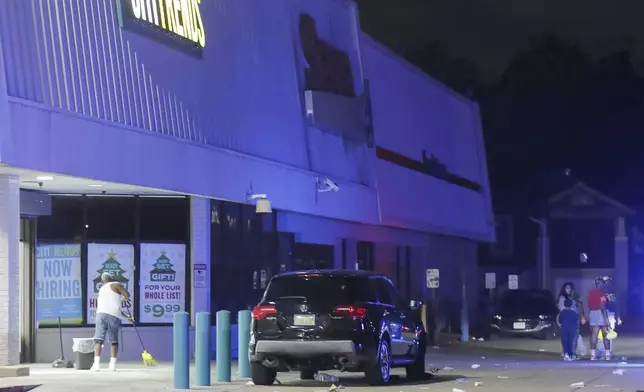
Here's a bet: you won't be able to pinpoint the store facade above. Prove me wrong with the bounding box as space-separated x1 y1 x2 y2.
0 0 494 364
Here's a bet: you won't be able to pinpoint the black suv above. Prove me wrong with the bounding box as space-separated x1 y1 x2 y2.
249 270 426 386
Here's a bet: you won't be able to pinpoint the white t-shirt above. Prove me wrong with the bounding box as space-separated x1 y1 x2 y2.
96 282 122 318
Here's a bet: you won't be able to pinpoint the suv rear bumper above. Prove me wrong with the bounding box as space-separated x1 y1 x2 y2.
254 340 356 357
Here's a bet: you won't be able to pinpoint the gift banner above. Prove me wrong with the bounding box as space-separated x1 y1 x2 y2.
87 243 135 324
139 243 186 323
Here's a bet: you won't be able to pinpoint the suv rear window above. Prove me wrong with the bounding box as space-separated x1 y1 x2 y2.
264 275 374 304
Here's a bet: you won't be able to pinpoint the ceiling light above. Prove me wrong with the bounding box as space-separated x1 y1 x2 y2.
87 184 103 188
36 176 54 181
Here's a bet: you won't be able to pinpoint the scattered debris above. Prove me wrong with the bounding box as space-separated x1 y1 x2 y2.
619 361 628 366
455 378 469 383
429 367 442 373
478 337 485 341
613 369 624 376
592 385 611 388
569 382 585 388
481 356 486 359
433 346 440 349
471 364 480 369
621 357 627 361
538 349 546 352
443 366 455 371
246 380 254 385
315 373 339 383
328 384 345 391
497 376 508 379
474 381 483 387
453 389 466 392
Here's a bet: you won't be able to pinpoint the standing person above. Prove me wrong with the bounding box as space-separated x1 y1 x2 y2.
91 272 131 371
587 277 613 361
557 298 579 361
557 282 586 356
601 276 622 353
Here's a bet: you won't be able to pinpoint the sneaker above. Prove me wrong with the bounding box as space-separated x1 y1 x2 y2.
564 355 573 361
90 362 100 372
605 354 613 361
108 362 116 372
590 355 597 361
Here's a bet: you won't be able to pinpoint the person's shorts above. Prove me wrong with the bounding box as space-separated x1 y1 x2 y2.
93 313 121 344
589 310 607 327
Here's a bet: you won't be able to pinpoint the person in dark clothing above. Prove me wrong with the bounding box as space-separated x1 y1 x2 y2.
557 298 580 361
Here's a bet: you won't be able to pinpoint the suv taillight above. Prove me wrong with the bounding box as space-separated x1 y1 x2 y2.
252 305 278 320
334 305 367 319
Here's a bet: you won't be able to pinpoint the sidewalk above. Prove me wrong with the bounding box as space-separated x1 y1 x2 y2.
0 362 272 392
442 333 644 360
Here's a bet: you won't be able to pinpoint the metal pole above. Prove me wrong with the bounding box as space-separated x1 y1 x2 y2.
173 312 189 389
195 312 211 386
460 270 469 342
216 310 231 382
237 310 252 378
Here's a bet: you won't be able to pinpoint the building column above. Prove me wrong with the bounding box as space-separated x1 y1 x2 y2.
190 197 211 326
0 175 20 366
614 217 629 316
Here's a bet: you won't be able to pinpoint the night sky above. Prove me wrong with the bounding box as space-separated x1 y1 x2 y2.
358 0 644 74
358 0 644 211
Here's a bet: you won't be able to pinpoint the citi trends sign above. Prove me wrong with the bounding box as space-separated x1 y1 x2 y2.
117 0 206 54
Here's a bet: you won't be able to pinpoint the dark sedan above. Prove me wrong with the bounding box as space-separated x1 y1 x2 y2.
490 289 559 340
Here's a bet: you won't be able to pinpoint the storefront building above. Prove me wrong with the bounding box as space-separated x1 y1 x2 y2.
0 0 494 364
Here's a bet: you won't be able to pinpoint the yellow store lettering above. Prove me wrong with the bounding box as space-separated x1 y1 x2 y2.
127 0 205 48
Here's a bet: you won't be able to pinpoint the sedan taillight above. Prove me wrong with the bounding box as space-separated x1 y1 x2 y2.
334 305 367 319
252 305 278 320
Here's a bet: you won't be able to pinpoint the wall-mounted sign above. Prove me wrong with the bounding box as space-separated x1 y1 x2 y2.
117 0 206 55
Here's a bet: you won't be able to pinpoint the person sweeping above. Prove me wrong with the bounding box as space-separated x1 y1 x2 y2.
90 272 132 372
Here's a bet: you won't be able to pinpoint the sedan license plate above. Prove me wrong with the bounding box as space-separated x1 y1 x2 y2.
294 314 316 326
513 322 526 330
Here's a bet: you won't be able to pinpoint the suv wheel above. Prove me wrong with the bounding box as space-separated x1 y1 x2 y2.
365 338 391 385
300 369 316 380
406 333 426 380
251 362 277 386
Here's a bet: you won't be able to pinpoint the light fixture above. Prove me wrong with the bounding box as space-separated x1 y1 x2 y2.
36 176 54 181
246 186 272 214
87 184 103 188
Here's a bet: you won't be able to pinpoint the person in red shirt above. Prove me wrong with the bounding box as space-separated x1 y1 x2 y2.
587 277 613 360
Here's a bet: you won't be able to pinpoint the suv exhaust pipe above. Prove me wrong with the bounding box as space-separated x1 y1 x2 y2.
337 356 351 371
262 357 279 368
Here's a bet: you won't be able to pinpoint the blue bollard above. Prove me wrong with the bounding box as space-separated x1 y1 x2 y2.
173 312 190 389
195 312 211 386
216 310 231 382
237 310 252 378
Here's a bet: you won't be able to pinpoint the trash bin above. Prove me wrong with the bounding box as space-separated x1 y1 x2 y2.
72 338 95 370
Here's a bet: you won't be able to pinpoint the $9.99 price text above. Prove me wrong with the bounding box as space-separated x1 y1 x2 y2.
144 304 182 318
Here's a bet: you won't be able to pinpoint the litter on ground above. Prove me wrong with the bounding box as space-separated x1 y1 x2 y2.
569 382 585 388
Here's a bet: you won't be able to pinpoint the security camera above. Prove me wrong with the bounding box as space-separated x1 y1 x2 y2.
317 177 339 193
324 178 339 192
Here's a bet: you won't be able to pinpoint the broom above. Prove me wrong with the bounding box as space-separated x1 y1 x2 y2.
122 300 157 366
51 317 74 368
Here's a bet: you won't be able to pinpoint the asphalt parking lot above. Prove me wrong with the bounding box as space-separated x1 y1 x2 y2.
3 336 644 391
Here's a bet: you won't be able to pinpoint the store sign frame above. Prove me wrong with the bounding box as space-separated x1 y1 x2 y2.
116 0 206 56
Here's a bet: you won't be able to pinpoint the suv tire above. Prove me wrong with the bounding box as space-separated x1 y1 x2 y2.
251 362 277 386
365 338 392 386
406 333 426 380
300 370 316 380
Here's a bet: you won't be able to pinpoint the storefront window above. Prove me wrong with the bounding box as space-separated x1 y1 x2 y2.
86 196 136 240
37 196 84 241
36 195 189 327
